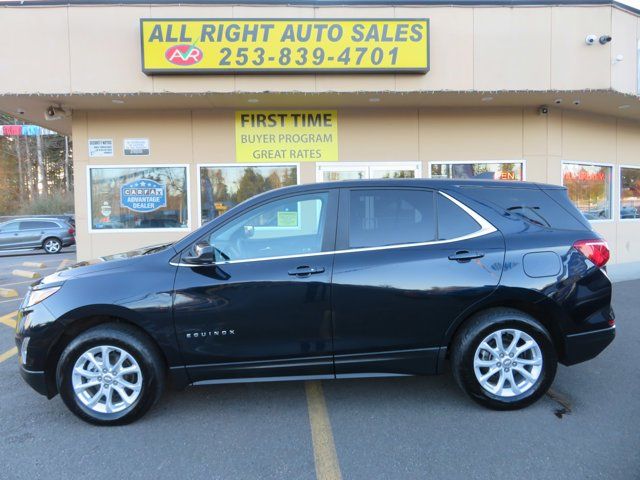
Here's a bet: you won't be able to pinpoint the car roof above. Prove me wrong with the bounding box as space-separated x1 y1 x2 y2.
248 178 565 202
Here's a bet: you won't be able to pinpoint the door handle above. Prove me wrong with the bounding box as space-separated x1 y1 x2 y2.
288 266 326 276
448 250 485 262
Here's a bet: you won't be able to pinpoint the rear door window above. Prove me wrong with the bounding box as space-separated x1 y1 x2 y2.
0 222 20 233
19 221 57 230
348 189 436 248
436 194 481 240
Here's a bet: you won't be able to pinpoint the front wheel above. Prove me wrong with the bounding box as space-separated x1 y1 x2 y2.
451 308 557 410
57 323 165 425
43 237 62 254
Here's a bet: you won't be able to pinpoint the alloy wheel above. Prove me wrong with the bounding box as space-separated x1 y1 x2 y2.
44 239 61 253
71 345 143 415
473 328 543 398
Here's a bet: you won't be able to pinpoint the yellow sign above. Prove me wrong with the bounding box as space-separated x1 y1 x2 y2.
235 111 338 163
140 19 429 74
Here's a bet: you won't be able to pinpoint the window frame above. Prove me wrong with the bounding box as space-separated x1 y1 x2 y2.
315 162 422 182
560 160 615 224
619 164 640 222
427 160 527 181
197 162 301 228
86 164 191 234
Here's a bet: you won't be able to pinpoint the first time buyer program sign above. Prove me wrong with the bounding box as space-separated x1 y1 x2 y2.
236 111 338 162
140 19 429 74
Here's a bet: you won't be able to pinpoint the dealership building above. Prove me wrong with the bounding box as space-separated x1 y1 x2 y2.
1 0 640 265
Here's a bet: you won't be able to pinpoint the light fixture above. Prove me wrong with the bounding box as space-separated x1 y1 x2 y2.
368 97 381 103
572 100 581 106
247 98 259 103
481 96 493 102
16 108 25 115
554 99 563 104
111 99 125 104
618 104 630 109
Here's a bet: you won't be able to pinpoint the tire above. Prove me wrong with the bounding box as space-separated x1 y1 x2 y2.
56 323 165 426
451 308 557 410
43 237 62 254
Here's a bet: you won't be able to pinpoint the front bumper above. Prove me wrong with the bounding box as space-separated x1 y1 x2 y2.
562 326 616 366
19 365 49 397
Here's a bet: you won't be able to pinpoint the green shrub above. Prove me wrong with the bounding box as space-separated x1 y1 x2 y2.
18 191 75 215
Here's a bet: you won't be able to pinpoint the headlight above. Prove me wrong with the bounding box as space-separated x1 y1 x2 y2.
24 286 61 308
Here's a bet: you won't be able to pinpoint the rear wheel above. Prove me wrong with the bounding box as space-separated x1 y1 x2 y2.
43 237 62 254
57 323 165 425
451 308 557 410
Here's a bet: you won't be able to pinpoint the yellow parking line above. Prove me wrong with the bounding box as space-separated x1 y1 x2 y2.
305 381 342 480
0 311 17 329
0 347 17 363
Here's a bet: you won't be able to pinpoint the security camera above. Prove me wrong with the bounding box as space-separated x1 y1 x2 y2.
44 105 68 121
538 105 549 115
573 100 581 106
585 34 598 45
599 35 612 45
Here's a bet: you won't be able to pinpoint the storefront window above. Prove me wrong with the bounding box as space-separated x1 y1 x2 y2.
430 162 524 181
89 166 188 230
621 166 640 220
316 162 420 182
199 164 298 224
562 163 612 220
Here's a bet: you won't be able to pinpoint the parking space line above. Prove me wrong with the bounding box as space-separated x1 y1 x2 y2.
305 381 342 480
0 311 17 329
0 347 17 363
0 279 34 288
0 298 21 305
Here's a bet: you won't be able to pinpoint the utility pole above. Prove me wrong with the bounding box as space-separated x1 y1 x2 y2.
36 134 46 198
64 135 70 192
16 136 24 201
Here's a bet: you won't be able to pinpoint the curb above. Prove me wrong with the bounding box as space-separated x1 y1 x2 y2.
22 261 46 268
12 269 41 279
0 288 18 298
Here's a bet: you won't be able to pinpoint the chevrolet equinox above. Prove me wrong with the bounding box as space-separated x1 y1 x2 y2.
15 179 615 425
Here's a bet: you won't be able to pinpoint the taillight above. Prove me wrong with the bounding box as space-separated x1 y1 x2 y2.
573 239 610 268
68 227 75 235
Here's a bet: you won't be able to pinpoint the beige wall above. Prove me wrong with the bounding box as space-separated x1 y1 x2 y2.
0 4 638 95
73 106 640 264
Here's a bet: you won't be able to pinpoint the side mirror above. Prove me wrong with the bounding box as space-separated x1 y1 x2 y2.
184 242 214 265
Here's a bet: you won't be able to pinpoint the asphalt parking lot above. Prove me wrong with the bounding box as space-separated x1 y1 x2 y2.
0 252 638 480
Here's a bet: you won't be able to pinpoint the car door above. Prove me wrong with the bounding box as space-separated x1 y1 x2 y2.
18 221 47 248
331 187 505 377
173 189 338 383
0 221 21 249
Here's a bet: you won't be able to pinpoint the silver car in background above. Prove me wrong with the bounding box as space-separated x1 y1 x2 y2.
0 218 75 254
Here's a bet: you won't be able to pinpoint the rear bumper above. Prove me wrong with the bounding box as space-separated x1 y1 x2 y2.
562 326 616 366
62 237 75 247
19 365 49 397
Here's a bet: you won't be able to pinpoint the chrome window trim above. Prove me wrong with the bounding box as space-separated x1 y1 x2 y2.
171 190 497 267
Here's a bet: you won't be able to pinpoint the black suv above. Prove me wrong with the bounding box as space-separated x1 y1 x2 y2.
15 180 615 425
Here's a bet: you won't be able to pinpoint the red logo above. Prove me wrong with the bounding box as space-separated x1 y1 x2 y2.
165 45 203 66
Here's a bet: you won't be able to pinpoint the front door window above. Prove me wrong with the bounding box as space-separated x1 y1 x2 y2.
204 192 329 262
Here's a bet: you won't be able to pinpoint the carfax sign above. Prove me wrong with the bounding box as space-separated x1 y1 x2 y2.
236 111 338 162
140 19 429 74
120 179 167 213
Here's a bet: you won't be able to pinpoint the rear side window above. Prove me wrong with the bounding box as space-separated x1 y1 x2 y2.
348 189 435 248
460 187 588 231
437 194 481 240
19 221 57 230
